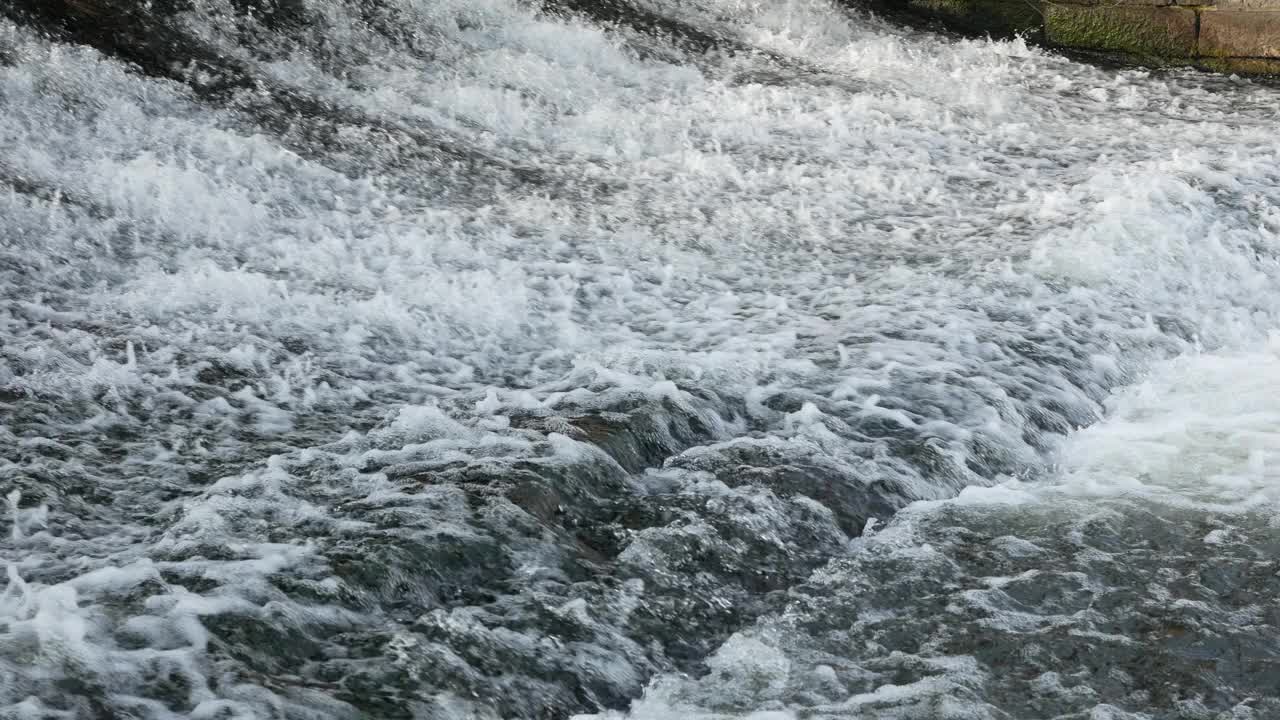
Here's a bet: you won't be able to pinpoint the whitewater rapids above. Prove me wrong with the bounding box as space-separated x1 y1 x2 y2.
2 1 1280 718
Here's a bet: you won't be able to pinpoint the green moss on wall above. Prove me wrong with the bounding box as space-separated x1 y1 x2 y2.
909 0 1044 37
1198 56 1280 75
978 0 1045 36
909 0 972 17
877 0 1280 75
1043 4 1197 59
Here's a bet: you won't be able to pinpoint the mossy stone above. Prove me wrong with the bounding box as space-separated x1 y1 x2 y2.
909 0 1045 36
1198 56 1280 74
1044 3 1197 59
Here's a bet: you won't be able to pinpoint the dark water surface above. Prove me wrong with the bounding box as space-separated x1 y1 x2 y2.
2 1 1280 718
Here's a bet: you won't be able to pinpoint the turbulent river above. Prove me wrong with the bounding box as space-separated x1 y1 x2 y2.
3 1 1280 718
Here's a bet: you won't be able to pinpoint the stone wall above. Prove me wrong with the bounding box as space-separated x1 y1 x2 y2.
881 0 1280 75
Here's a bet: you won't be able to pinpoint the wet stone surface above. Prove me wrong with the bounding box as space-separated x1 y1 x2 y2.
629 501 1280 719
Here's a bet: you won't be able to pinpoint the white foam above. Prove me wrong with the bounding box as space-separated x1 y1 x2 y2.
1051 334 1280 510
6 0 1280 716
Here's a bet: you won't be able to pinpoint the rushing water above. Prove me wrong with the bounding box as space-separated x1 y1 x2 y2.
2 1 1280 718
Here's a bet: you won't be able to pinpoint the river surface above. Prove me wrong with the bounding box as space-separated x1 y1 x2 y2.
3 1 1280 718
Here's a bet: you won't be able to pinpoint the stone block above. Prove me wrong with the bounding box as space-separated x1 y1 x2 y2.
1043 0 1177 6
1198 56 1280 72
908 0 973 18
1199 10 1280 57
1044 3 1198 58
1214 0 1280 9
907 0 1046 35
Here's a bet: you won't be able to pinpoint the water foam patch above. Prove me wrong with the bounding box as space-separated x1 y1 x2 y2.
6 0 1280 716
1053 334 1280 511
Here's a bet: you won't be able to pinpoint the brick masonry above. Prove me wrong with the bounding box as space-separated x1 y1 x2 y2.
1043 4 1198 58
1200 9 1280 57
884 0 1280 74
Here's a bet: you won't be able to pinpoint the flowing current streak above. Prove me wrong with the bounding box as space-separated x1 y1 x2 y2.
2 0 1280 718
